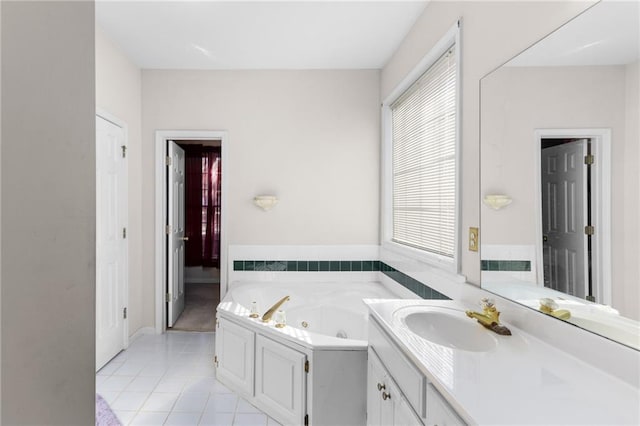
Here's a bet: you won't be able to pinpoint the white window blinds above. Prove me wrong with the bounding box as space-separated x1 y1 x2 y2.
391 45 457 258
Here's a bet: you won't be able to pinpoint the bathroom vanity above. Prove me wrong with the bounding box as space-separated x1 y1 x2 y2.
365 299 640 425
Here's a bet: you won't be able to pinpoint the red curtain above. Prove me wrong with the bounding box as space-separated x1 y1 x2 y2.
184 145 221 267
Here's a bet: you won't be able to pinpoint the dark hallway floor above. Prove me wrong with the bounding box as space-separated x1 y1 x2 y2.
171 283 219 331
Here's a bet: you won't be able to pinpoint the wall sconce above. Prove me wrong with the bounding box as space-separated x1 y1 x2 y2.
254 195 278 211
483 194 512 210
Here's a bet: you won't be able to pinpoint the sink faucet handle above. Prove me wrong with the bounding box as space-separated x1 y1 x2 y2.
480 298 495 310
539 298 558 311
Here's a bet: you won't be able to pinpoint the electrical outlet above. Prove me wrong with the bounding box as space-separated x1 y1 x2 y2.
469 227 479 252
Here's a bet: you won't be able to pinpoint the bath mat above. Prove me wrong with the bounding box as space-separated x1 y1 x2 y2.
96 394 121 426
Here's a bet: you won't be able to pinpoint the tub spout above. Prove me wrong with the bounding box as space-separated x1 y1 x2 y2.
262 296 290 322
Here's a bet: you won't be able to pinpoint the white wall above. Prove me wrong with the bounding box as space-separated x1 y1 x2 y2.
380 0 595 284
623 61 639 320
142 70 380 328
481 64 637 320
96 25 144 336
1 2 95 424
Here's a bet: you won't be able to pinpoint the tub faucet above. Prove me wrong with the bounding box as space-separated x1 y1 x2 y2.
262 296 290 322
465 298 512 336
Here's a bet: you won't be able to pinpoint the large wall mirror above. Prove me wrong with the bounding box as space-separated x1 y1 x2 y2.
480 1 639 350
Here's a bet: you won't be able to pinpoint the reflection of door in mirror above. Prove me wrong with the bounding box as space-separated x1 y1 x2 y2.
540 138 589 299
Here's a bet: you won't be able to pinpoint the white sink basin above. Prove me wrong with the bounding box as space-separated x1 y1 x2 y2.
396 307 498 352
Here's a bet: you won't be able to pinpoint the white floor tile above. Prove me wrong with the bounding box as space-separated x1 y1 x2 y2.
204 394 238 413
199 411 235 426
184 377 218 394
233 413 268 426
112 391 151 411
97 361 124 376
155 376 189 393
210 380 233 394
140 392 180 412
98 390 121 405
99 375 135 392
165 411 203 426
237 398 262 414
97 331 270 426
114 410 137 426
173 392 210 412
267 417 283 426
114 361 146 376
129 411 169 426
125 376 161 392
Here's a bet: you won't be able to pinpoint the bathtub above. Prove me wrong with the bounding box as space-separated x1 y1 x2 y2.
215 281 399 425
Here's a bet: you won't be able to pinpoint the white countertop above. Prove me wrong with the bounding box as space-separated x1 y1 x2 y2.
365 299 640 425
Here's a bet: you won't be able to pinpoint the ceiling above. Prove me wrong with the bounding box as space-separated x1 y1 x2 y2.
507 0 639 67
96 1 428 70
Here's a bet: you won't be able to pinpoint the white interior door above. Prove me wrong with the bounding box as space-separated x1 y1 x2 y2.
167 141 186 327
96 115 128 370
541 139 588 298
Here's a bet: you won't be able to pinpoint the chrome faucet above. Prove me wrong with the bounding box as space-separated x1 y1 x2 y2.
262 296 290 322
466 298 512 336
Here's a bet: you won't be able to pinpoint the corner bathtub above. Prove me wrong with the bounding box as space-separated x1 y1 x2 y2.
215 281 399 425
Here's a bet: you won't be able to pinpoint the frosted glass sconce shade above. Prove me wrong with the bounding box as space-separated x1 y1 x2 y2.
483 194 512 210
254 195 278 211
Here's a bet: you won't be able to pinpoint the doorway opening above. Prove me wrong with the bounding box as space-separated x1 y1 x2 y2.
170 140 222 331
155 131 228 334
534 128 611 305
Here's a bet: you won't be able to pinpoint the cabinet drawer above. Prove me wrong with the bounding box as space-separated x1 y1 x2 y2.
369 317 426 418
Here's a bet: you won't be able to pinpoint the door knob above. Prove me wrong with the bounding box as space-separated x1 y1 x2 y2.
377 383 386 391
382 391 391 400
180 236 189 241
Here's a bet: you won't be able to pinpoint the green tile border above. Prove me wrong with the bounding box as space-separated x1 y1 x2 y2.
481 260 531 272
232 259 449 300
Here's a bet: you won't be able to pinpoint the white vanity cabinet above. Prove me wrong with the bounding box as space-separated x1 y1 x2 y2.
215 317 255 397
368 316 465 426
367 348 422 426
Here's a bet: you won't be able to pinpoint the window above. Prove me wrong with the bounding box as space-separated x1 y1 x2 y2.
384 25 459 266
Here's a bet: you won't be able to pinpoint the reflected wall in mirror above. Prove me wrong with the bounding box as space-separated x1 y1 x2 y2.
480 0 639 350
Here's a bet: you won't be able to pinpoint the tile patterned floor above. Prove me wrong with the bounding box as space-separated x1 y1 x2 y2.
96 331 282 426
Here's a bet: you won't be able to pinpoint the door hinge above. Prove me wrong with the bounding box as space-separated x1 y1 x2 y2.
122 227 127 239
165 156 172 166
304 414 309 426
585 225 595 235
166 293 171 302
123 307 127 319
214 356 218 367
584 154 594 165
121 145 127 159
166 225 172 235
304 360 309 373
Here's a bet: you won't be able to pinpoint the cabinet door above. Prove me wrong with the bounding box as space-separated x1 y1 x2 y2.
367 349 387 426
393 389 423 426
216 317 255 397
426 384 465 426
254 335 306 425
